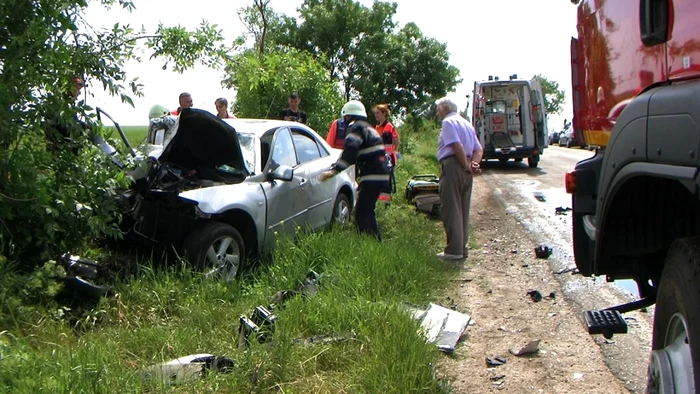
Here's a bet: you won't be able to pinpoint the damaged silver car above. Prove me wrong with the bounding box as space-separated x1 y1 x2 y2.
120 108 356 280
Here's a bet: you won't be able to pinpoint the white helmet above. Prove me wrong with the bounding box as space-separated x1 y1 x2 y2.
149 104 170 120
341 100 367 118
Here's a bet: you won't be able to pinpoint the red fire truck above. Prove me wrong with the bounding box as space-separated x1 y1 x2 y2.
567 0 700 391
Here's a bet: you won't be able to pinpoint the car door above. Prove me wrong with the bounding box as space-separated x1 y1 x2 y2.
529 76 548 148
290 127 335 230
258 127 305 248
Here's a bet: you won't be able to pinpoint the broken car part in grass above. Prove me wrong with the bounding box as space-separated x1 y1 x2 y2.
404 302 473 353
405 174 442 217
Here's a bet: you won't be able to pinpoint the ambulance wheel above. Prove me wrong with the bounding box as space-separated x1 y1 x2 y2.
528 154 540 168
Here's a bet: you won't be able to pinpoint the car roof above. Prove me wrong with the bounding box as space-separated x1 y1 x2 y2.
221 118 315 137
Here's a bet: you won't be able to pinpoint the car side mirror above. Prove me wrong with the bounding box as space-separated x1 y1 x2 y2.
267 165 294 182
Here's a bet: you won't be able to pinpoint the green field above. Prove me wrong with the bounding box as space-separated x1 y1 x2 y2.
0 125 475 393
105 125 148 148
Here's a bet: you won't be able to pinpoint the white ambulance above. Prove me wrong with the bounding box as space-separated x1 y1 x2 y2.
471 74 548 168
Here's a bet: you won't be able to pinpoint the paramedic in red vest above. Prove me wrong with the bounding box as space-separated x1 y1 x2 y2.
320 100 390 242
325 117 349 149
373 104 399 167
170 92 193 115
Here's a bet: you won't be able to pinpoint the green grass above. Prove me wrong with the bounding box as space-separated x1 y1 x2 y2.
0 125 461 393
104 125 147 150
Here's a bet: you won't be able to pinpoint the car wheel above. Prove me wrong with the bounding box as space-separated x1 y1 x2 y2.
331 193 351 228
527 154 540 168
648 237 700 393
183 222 245 282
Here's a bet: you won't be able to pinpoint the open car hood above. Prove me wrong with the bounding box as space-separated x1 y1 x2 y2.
158 108 248 173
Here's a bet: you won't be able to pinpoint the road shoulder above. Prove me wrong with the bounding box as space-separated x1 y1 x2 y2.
435 176 638 393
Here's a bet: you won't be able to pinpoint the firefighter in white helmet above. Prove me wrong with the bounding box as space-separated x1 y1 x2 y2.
320 100 391 241
148 104 170 120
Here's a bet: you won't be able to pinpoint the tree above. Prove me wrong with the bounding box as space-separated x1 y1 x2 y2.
273 0 460 117
353 22 461 117
536 74 567 116
0 0 230 267
222 48 344 134
237 0 295 55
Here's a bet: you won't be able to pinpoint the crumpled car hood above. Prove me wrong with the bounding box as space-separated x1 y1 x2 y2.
157 108 248 173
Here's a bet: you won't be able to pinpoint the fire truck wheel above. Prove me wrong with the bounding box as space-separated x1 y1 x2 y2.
648 237 700 393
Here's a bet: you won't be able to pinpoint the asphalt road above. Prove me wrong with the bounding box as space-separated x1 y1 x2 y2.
479 145 654 393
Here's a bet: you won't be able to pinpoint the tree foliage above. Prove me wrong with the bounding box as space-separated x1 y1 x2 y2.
222 48 344 134
536 74 567 116
236 0 295 55
0 0 229 267
228 0 461 122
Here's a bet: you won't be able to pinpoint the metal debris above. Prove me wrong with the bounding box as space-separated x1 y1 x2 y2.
485 355 507 367
554 266 580 275
555 207 572 215
534 245 552 259
58 253 114 298
405 303 472 353
142 354 235 385
509 339 541 356
527 289 543 302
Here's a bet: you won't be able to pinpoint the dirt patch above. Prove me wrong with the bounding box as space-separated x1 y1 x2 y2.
435 177 631 393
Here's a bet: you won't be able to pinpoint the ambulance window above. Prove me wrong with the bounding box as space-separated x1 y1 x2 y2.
486 100 506 113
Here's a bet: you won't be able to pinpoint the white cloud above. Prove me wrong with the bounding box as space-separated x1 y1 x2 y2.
83 0 578 128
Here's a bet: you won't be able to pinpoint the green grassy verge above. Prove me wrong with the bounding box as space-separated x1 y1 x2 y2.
0 124 467 393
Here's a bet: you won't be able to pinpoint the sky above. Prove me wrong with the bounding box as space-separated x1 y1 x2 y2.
83 0 578 129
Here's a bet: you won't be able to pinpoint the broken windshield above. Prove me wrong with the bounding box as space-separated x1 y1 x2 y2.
237 133 256 174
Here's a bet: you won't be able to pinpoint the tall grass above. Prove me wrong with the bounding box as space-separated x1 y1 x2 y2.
0 122 460 393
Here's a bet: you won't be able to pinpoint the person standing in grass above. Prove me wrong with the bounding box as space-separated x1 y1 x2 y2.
320 100 390 241
171 92 193 116
435 97 483 261
214 97 236 119
373 103 399 205
278 92 307 124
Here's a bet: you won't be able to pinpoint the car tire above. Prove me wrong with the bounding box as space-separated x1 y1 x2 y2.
331 193 351 228
648 237 700 393
183 221 245 282
527 154 539 168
